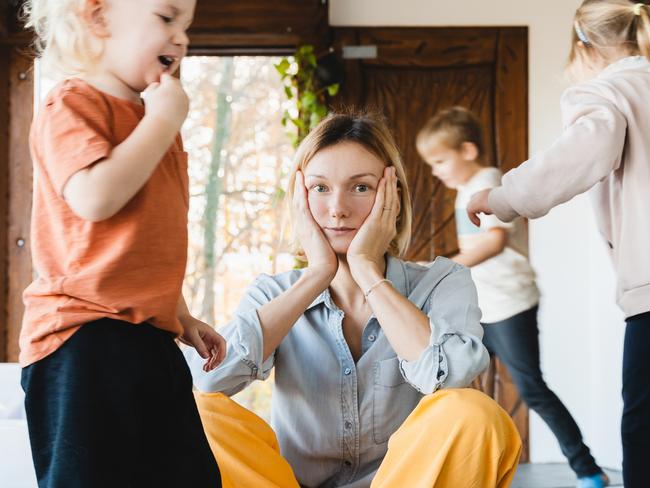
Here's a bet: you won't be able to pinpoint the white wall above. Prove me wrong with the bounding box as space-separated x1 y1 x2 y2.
330 0 624 469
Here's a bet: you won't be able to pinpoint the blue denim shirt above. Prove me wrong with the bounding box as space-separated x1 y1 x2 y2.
185 256 489 488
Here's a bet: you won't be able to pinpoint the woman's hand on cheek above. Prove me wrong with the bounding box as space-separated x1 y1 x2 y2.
347 166 398 279
293 171 338 282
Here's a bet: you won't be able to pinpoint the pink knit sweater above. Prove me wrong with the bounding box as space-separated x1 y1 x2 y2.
489 56 650 318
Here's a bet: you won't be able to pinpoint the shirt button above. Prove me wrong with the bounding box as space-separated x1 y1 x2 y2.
344 367 352 375
344 420 352 429
344 460 352 467
368 334 376 342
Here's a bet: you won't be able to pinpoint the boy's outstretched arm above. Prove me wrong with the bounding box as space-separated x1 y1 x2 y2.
176 294 227 372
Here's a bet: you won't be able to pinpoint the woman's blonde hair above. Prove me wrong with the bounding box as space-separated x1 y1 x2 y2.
286 112 413 259
22 0 104 78
569 0 650 75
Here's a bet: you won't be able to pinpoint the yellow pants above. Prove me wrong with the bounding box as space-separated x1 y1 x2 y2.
195 388 522 488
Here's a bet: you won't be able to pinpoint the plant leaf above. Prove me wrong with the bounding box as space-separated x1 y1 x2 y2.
327 83 340 96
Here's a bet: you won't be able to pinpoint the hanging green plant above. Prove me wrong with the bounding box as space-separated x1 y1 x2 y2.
275 45 340 147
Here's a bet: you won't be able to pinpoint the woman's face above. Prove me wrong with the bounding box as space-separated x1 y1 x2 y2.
303 142 386 254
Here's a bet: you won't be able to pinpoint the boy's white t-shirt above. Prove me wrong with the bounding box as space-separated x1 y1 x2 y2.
456 167 539 323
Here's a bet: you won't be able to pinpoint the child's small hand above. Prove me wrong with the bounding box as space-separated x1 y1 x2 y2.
141 73 189 132
466 189 493 227
179 318 227 372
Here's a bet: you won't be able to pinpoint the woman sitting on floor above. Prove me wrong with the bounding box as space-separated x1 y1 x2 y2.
185 112 522 488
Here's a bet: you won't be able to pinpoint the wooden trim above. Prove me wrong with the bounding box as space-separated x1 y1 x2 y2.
0 2 8 39
188 0 329 53
0 45 9 362
493 27 530 461
335 27 498 68
494 27 528 172
187 33 298 56
5 48 33 362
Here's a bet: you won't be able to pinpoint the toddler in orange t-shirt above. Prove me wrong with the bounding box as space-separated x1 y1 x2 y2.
20 0 224 486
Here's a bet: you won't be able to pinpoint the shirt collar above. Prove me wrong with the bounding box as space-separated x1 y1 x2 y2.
305 255 408 311
599 55 650 78
306 286 336 311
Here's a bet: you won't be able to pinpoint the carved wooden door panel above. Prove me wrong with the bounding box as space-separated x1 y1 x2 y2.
331 26 530 460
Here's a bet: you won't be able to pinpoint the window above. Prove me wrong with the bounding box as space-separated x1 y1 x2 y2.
181 56 295 419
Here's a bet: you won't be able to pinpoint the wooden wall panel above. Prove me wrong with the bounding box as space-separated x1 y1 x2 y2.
356 27 498 68
189 0 329 54
0 3 7 38
495 27 528 172
2 1 25 39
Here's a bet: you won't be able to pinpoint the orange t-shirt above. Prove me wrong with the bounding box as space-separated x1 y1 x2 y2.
20 78 189 367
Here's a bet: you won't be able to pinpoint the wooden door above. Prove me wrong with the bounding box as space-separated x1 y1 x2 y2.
331 26 530 460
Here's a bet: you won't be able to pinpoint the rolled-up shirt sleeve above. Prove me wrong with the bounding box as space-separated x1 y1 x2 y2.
184 275 277 396
399 264 489 394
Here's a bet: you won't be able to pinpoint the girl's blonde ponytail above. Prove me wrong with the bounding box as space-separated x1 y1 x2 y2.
636 3 650 59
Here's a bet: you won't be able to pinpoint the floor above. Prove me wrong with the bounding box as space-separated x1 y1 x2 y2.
3 363 626 488
513 463 623 488
0 454 625 488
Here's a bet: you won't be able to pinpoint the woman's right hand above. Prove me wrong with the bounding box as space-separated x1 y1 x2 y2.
293 171 338 282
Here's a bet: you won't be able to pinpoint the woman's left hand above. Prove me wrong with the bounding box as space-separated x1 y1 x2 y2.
347 166 399 276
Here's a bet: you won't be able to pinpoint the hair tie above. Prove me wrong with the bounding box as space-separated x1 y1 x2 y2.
574 21 590 45
633 3 644 16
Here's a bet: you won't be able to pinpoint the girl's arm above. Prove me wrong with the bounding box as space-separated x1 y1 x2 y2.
473 84 627 223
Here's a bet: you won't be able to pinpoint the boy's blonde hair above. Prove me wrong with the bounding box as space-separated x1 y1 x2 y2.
415 106 485 159
569 0 650 74
23 0 104 78
286 112 413 258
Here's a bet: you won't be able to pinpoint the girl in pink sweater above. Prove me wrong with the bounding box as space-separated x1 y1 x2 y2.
468 2 650 487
